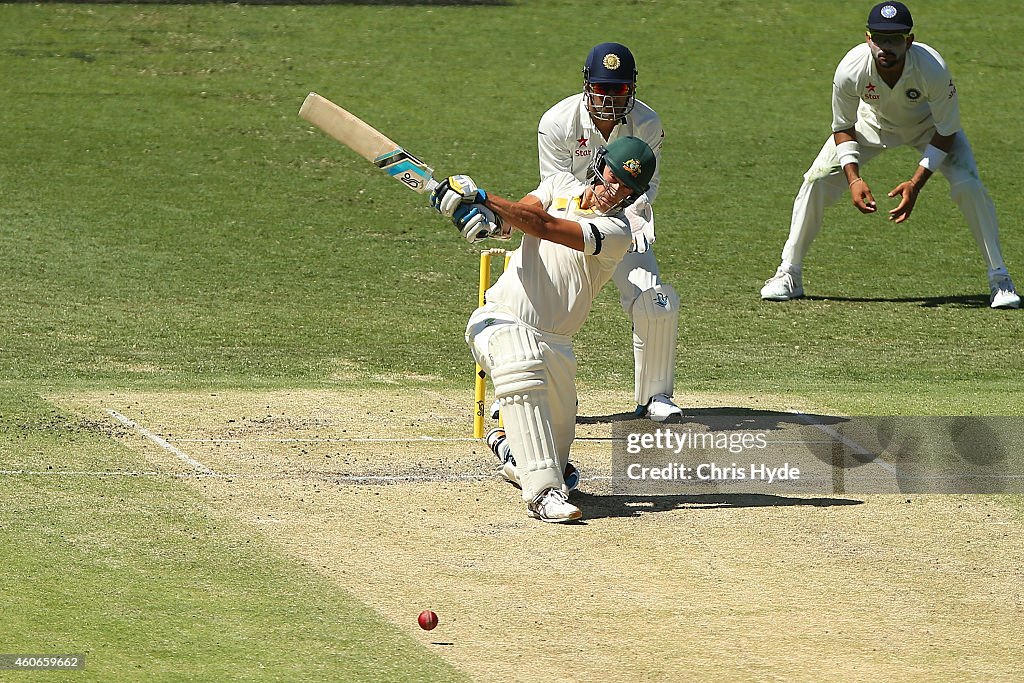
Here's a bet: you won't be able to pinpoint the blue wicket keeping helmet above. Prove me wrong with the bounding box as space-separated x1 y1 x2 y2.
582 42 637 121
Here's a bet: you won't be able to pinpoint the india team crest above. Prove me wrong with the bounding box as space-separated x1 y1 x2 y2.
881 4 898 18
603 53 621 70
622 158 642 178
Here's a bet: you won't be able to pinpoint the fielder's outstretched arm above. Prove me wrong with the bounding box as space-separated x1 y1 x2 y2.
886 130 957 223
834 127 877 214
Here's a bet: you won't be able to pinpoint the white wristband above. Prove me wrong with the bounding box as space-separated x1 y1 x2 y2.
919 144 948 171
835 140 860 169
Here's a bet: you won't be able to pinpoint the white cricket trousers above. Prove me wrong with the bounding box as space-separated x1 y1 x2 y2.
780 127 1008 275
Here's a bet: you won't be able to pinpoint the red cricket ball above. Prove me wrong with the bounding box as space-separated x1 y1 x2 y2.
417 610 438 631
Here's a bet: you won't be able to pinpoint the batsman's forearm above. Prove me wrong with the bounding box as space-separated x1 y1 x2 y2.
485 195 584 251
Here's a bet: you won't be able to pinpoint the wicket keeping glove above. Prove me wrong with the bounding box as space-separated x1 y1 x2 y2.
431 175 487 218
452 202 502 243
626 197 655 253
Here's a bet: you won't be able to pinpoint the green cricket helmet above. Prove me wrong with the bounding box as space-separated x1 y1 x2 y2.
592 135 656 199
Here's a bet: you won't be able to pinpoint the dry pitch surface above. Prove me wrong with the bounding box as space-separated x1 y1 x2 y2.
57 388 1023 682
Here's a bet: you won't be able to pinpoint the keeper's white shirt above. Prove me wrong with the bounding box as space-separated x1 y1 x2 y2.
831 42 961 147
485 172 632 337
538 94 665 203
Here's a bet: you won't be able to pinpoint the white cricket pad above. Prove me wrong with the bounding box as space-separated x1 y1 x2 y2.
486 324 571 500
631 284 680 406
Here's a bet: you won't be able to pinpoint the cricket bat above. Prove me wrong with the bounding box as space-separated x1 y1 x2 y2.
298 92 438 193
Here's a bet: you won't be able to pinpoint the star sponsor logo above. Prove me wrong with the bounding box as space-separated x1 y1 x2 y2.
574 134 592 158
864 81 880 101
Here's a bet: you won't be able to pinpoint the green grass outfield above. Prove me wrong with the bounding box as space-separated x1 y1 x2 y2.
2 1 1022 680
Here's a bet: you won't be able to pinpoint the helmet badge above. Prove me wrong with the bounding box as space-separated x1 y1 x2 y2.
622 159 642 178
602 53 621 70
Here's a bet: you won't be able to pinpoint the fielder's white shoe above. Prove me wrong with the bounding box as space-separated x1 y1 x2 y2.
527 488 582 523
761 267 804 301
990 275 1021 309
640 394 683 423
486 428 579 492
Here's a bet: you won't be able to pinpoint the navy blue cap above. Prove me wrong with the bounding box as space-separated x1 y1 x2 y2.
867 2 914 32
583 42 637 84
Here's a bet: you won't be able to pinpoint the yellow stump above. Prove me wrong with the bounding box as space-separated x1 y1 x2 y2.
473 249 508 438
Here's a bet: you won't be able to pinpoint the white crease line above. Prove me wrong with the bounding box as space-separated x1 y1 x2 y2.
0 469 488 484
173 435 624 444
0 470 222 478
106 409 217 476
300 473 489 483
792 411 900 475
173 436 481 444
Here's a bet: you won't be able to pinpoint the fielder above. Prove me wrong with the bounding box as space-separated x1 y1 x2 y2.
430 137 657 523
535 42 682 421
760 1 1019 309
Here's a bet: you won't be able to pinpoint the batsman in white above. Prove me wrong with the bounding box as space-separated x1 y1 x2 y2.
532 42 682 421
430 137 657 523
761 2 1019 309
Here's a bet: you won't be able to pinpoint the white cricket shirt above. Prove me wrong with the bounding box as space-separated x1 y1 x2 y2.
831 42 961 146
485 172 632 337
538 94 665 202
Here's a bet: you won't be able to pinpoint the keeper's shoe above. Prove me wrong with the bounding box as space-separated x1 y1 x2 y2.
637 394 683 423
760 267 804 301
486 427 579 492
527 488 582 523
990 275 1021 309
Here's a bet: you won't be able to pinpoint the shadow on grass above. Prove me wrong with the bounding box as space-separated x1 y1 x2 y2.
574 491 863 520
577 406 844 428
801 294 992 308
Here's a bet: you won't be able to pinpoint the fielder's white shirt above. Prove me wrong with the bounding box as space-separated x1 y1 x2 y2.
831 42 961 146
538 94 665 203
485 172 632 337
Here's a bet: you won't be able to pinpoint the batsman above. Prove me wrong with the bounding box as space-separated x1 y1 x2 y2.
429 136 657 523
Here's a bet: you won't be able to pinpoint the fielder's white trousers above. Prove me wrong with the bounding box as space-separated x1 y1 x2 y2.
779 125 1008 276
466 306 577 502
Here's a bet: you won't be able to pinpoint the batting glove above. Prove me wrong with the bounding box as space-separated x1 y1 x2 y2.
430 175 487 217
452 203 501 243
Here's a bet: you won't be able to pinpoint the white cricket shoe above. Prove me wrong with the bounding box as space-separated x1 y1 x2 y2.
990 275 1021 309
486 427 579 492
641 394 683 423
527 488 582 523
760 267 804 301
